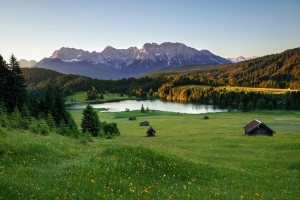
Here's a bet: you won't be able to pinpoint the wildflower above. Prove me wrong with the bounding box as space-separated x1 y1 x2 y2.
130 189 135 193
144 189 149 193
255 193 259 197
91 179 95 183
187 181 191 185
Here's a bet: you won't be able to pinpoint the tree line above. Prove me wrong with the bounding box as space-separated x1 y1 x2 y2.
22 67 162 99
157 84 300 111
0 54 120 141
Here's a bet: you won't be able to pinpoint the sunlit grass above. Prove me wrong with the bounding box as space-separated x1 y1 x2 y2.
1 110 300 199
65 91 132 104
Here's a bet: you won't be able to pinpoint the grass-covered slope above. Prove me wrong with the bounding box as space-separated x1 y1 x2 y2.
1 110 300 199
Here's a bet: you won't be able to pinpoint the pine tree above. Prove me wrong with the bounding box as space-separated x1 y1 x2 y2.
53 86 67 124
6 55 26 112
238 102 245 112
0 55 9 104
10 107 22 129
20 105 31 129
44 85 54 115
267 101 274 110
227 106 232 113
141 104 145 113
256 98 266 110
247 101 254 111
46 113 55 131
81 104 101 137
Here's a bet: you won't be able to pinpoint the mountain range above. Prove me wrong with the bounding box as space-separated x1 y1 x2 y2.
35 42 231 79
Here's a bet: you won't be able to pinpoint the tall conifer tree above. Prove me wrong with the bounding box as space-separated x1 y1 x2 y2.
6 55 26 112
81 104 101 137
0 55 9 103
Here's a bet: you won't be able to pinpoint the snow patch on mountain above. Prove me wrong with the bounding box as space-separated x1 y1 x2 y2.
227 56 258 63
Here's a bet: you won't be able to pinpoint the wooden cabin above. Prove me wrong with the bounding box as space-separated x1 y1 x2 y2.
129 116 136 120
146 126 156 137
243 119 275 136
204 116 209 119
140 121 149 126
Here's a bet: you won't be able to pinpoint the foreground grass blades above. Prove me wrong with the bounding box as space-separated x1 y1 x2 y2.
1 110 300 199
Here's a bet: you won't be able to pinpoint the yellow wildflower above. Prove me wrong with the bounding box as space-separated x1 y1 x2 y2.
255 193 259 197
91 179 95 183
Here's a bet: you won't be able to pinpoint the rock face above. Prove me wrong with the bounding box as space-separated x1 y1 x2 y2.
227 56 258 63
19 59 37 68
36 42 231 79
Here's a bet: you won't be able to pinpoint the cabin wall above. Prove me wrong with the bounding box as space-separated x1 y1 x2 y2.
248 127 273 136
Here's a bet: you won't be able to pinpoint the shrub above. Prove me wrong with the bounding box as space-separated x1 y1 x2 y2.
0 127 6 137
102 121 120 138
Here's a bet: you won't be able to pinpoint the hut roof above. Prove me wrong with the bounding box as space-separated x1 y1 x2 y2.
243 119 275 134
146 126 156 133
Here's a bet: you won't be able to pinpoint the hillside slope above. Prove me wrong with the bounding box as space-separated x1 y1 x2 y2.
159 48 300 89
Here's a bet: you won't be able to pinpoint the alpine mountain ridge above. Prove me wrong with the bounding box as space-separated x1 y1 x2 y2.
35 42 231 79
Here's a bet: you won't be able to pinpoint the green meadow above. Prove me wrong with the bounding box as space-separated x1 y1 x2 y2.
65 91 132 104
1 110 300 199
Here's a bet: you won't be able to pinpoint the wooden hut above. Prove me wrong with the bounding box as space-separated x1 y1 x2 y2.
140 121 149 126
129 116 136 120
146 126 156 137
204 115 209 119
243 119 275 136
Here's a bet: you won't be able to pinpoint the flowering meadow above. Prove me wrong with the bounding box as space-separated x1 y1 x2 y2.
1 110 300 199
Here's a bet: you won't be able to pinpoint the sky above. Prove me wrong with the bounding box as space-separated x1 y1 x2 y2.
0 0 300 62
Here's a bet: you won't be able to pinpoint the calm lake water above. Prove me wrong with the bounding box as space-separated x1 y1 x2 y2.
67 99 230 114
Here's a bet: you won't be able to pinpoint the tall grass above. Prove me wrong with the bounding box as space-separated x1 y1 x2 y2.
1 110 299 199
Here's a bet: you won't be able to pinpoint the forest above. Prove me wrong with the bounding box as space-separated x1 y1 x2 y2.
0 54 120 140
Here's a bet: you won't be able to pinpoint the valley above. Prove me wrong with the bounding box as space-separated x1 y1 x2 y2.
1 110 300 199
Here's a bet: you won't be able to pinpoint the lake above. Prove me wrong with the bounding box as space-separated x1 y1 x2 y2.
67 99 231 114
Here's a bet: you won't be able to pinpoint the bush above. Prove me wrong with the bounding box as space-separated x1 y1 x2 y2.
29 119 50 135
0 113 9 128
102 121 120 139
79 132 93 144
0 127 7 137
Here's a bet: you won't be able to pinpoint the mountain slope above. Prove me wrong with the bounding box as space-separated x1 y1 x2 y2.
19 59 37 68
159 48 300 89
35 42 231 79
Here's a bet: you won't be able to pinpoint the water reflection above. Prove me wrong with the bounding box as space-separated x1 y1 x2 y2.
67 99 231 114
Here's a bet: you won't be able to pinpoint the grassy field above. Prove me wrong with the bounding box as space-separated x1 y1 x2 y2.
221 86 300 95
1 110 300 199
175 85 300 95
65 91 132 104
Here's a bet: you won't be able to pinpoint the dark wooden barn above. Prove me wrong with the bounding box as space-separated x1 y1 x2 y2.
243 119 275 136
140 121 149 126
129 116 136 120
146 126 156 137
204 116 209 119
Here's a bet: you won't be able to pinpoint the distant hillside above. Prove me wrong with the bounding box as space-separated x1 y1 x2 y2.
21 68 162 97
146 64 219 77
157 48 300 89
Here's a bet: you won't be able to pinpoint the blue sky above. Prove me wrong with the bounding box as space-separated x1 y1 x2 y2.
0 0 299 61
